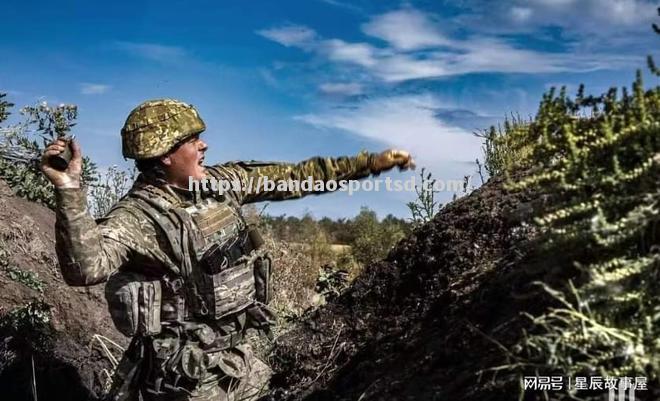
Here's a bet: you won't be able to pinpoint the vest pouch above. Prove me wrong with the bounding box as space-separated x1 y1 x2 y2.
105 271 162 337
178 343 208 381
194 261 256 320
253 255 272 304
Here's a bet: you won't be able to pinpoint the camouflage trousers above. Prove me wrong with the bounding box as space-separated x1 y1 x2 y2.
110 343 271 401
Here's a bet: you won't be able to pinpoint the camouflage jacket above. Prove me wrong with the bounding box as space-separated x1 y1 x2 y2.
54 151 377 286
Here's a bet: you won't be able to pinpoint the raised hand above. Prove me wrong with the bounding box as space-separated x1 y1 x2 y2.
40 138 83 189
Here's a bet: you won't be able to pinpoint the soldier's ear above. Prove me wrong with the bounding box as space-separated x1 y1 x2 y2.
160 154 172 167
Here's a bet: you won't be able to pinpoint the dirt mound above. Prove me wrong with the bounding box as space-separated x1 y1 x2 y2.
268 175 565 400
0 179 126 401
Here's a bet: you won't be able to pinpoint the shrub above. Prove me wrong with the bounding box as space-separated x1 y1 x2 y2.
475 115 535 178
88 165 136 219
0 97 99 209
406 167 443 226
0 300 54 354
350 207 406 266
492 69 659 399
0 94 136 217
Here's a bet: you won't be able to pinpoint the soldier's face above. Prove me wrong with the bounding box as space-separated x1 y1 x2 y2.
161 134 208 187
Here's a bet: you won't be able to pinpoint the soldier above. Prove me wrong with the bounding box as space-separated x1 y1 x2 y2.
40 99 414 401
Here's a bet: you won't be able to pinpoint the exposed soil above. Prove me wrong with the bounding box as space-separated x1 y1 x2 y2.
267 174 643 401
0 179 127 401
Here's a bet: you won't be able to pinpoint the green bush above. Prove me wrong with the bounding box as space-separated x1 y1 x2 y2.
0 94 136 217
350 207 406 266
315 264 349 301
88 164 136 218
0 300 54 354
476 115 535 178
0 96 98 209
492 69 659 399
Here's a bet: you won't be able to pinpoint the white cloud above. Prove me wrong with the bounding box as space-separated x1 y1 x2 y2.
80 83 110 95
114 41 187 63
319 82 364 96
257 25 317 48
362 8 453 50
512 0 656 30
372 53 449 82
584 0 655 26
453 37 577 74
294 94 483 165
321 35 632 82
258 8 638 84
321 39 379 67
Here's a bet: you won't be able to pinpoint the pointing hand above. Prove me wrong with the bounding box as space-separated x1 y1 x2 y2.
371 149 416 173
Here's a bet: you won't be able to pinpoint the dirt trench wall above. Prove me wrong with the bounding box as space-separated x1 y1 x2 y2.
0 179 127 400
269 176 549 401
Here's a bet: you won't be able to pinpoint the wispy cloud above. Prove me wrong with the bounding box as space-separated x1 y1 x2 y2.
321 39 379 67
294 94 483 164
362 8 453 50
256 25 317 48
458 0 658 35
319 82 364 96
114 41 187 63
80 83 110 95
259 7 638 83
520 0 656 28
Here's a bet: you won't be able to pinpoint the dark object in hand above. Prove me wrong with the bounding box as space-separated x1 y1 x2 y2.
47 138 73 171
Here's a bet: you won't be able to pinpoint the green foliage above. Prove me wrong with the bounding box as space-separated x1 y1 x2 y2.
476 115 535 178
0 97 99 209
350 207 406 266
0 93 14 122
4 265 45 293
406 167 443 226
494 70 659 398
0 300 54 353
0 227 45 294
88 165 136 218
0 223 51 353
0 94 136 215
315 264 349 301
263 207 409 268
263 209 411 247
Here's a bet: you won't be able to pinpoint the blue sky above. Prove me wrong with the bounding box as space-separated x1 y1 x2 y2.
1 0 657 218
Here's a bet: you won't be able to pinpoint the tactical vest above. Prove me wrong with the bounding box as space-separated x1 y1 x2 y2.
104 182 273 340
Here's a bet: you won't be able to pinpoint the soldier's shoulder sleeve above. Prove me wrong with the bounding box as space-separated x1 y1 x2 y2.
55 188 153 286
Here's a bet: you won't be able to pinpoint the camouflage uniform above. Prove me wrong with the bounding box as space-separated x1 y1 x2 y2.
53 99 380 400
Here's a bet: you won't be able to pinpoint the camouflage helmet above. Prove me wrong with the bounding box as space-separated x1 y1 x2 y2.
121 99 206 160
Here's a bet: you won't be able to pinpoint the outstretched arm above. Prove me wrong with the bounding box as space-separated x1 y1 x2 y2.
206 149 414 204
